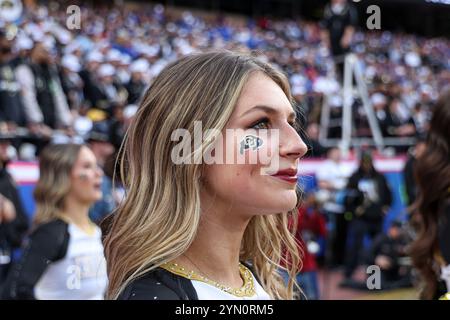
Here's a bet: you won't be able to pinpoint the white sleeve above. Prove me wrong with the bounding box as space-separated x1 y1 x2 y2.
15 65 43 123
52 75 72 127
315 163 330 182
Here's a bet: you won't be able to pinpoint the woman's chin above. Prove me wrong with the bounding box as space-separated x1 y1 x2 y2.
260 191 298 213
87 193 103 204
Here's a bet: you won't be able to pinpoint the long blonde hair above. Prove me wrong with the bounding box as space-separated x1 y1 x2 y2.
104 51 303 300
33 143 83 226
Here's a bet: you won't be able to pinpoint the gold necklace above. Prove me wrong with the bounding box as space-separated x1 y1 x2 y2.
160 261 256 297
58 214 97 236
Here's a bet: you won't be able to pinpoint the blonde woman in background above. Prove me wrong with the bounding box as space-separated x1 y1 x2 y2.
2 144 108 299
104 51 308 300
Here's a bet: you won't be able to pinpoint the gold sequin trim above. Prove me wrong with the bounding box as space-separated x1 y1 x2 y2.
160 262 256 298
439 293 450 300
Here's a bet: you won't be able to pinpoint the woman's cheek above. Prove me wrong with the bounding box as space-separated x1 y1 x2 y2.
73 169 91 182
257 135 280 175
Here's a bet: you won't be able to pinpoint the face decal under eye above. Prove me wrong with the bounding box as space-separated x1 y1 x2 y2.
239 135 264 155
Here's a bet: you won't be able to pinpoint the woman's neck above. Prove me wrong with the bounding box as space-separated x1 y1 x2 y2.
175 195 252 288
60 196 93 232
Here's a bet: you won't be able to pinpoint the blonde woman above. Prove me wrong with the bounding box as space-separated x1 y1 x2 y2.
104 51 308 300
2 144 108 299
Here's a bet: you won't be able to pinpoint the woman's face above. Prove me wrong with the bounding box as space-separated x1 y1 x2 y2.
202 72 307 218
69 146 104 205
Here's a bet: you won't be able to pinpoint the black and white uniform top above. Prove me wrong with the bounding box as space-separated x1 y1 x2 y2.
118 262 271 300
437 204 450 300
2 219 108 300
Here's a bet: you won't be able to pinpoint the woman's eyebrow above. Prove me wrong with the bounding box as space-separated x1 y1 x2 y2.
240 105 295 119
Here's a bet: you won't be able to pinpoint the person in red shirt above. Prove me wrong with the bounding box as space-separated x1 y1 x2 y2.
281 193 327 299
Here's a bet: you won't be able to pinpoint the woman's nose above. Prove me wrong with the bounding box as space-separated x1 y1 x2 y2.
97 166 104 177
279 126 308 160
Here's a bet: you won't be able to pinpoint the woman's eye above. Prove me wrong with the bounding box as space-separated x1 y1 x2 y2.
83 163 95 170
250 118 270 130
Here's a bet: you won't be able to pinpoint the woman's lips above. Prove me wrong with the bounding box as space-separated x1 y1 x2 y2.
270 169 298 184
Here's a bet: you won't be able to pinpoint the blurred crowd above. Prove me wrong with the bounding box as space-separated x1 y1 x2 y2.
0 1 449 161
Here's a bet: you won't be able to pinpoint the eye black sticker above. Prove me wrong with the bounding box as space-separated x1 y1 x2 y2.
240 135 263 155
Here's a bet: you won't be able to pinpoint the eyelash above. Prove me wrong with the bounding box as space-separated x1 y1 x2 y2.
249 117 297 130
250 117 270 130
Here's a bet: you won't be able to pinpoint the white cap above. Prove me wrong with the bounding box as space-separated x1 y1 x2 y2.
41 21 53 33
371 93 387 106
61 55 81 73
0 0 23 22
19 143 36 161
124 104 138 119
106 49 122 62
420 84 433 95
29 27 45 42
120 54 131 65
329 95 343 108
74 116 93 137
42 35 55 50
63 41 81 55
117 29 130 39
405 51 421 68
53 27 72 45
291 85 306 96
15 36 33 51
86 51 103 63
130 58 149 73
98 64 115 77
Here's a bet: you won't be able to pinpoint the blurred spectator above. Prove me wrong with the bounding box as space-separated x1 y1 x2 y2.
305 123 327 158
296 194 327 299
0 133 29 285
11 35 33 68
0 29 27 130
87 122 116 225
372 92 388 123
60 54 84 111
109 104 138 150
380 98 416 138
126 59 149 105
95 63 128 112
316 147 351 266
411 103 430 136
280 193 327 300
368 221 412 290
15 42 72 132
320 0 358 81
73 104 93 141
79 51 104 109
403 136 427 207
341 150 392 286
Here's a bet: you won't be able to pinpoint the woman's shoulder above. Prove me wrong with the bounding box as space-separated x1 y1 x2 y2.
29 218 69 239
26 219 70 260
117 267 198 300
32 218 67 230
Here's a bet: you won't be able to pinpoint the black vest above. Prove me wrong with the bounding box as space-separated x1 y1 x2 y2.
29 63 57 128
0 62 26 126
